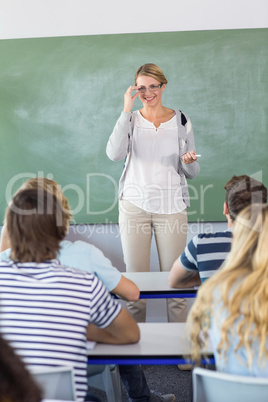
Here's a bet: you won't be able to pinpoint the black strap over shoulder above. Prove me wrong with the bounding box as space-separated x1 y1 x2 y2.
179 110 187 127
130 110 187 141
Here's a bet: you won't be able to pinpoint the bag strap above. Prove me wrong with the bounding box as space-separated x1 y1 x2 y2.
176 110 188 143
129 110 187 148
180 110 187 127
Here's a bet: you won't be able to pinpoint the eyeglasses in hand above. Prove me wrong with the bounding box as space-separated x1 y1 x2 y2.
138 84 163 93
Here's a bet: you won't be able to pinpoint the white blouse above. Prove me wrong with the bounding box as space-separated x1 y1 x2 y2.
122 111 186 214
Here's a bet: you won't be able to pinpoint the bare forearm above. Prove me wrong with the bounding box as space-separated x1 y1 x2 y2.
174 272 201 288
87 325 126 344
169 259 201 288
112 276 140 301
87 308 140 344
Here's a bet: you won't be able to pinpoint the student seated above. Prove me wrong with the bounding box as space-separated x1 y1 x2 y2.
0 178 140 301
187 204 268 376
0 178 175 402
0 187 140 402
169 175 267 287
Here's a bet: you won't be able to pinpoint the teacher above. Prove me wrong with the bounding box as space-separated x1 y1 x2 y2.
106 63 200 323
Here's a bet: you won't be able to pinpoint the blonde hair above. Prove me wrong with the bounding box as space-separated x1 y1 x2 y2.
187 204 268 369
134 63 168 86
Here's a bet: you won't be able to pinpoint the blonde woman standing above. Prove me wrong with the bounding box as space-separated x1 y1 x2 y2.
187 204 268 375
107 63 200 323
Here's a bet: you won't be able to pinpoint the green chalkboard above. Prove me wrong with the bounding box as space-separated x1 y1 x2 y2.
0 29 267 224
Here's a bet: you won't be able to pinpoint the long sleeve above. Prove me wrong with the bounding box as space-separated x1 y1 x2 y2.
106 112 132 161
181 160 200 179
179 114 200 179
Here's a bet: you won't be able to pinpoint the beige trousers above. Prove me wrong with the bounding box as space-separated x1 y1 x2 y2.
119 199 188 323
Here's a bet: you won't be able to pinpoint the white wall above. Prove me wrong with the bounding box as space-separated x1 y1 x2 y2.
1 0 267 39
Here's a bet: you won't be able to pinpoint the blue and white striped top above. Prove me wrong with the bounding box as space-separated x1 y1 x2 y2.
179 229 233 282
0 259 122 402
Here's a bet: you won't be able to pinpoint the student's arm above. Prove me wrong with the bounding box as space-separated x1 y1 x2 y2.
169 258 201 288
86 307 140 344
111 275 140 301
0 224 10 252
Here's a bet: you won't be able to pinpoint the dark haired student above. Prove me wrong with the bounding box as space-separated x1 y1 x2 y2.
169 175 267 287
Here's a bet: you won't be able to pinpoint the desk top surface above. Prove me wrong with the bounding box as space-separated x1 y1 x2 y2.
123 271 198 293
87 322 212 357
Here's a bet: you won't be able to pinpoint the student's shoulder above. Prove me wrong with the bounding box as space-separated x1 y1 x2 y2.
0 258 12 267
59 240 114 272
61 239 91 249
197 231 233 243
0 248 12 261
60 239 98 254
54 259 97 280
198 231 232 239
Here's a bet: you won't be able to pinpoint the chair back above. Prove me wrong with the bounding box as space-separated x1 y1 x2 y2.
193 367 268 402
31 366 77 401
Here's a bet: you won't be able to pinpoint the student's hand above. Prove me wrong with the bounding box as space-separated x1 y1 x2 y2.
123 86 140 113
182 151 198 164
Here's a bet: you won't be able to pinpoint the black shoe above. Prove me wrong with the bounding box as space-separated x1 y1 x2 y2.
84 391 102 401
149 391 176 401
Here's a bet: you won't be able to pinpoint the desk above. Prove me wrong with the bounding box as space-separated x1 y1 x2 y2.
87 323 213 365
123 272 198 299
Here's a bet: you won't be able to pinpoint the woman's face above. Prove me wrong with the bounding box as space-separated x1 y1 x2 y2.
136 75 166 107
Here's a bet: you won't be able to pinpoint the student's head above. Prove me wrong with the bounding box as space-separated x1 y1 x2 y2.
134 63 168 86
6 188 69 263
224 175 267 222
20 178 72 232
0 333 42 402
1 178 71 254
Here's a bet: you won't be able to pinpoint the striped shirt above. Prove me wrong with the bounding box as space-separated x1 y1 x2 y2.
0 259 122 402
0 239 122 292
179 229 233 282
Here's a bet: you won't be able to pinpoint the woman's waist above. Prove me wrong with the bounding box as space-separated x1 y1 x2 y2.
122 186 186 214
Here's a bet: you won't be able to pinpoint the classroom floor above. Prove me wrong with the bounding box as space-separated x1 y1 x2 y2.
88 364 192 401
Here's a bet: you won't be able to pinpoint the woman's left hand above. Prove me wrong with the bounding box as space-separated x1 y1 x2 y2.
181 151 198 164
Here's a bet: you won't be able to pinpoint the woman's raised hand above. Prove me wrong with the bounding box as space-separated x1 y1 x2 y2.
123 86 140 113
